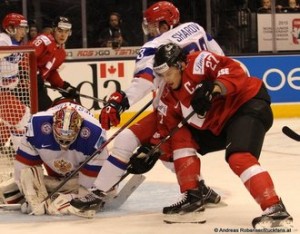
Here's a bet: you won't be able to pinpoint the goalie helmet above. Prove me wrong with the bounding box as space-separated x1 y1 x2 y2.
53 106 83 149
143 1 180 35
2 13 28 35
153 43 186 74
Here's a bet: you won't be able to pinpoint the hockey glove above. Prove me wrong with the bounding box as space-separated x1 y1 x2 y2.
100 90 130 130
127 144 161 174
60 81 79 99
191 80 220 116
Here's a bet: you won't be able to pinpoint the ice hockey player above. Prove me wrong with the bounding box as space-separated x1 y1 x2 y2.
150 42 293 228
12 100 109 217
28 16 78 111
0 13 28 46
69 1 223 220
0 13 31 157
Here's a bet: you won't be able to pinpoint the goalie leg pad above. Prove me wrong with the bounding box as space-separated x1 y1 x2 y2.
20 166 49 215
0 177 24 204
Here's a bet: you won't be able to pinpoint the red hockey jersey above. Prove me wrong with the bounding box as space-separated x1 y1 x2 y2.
172 51 263 135
29 34 66 88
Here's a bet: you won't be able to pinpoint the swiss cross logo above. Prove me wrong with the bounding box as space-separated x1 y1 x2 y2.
292 19 300 44
99 63 124 78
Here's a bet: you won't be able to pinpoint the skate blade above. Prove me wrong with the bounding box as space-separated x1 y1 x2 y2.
163 210 206 224
254 216 293 229
205 200 228 208
0 203 21 210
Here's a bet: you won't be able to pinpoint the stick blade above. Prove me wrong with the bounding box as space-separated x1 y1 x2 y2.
105 174 146 209
282 126 300 141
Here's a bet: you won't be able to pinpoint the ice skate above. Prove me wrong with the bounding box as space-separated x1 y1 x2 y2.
252 200 293 229
163 183 206 224
70 188 106 213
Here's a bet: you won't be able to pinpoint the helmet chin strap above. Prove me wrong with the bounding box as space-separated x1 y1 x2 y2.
5 27 17 36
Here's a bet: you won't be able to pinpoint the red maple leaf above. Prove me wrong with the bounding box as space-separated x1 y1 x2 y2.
108 65 116 74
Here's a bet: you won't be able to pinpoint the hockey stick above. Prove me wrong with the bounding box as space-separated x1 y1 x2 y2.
42 99 153 202
44 84 107 104
105 174 146 209
282 126 300 141
109 110 197 188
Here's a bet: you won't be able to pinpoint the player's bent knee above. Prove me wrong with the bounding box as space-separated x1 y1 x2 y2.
112 129 141 161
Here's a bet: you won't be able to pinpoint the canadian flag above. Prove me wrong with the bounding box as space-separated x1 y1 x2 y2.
99 63 124 78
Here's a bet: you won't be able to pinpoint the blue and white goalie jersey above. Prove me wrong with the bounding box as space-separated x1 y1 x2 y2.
14 102 108 189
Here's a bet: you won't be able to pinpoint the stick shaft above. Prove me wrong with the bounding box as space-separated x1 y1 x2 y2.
45 84 106 104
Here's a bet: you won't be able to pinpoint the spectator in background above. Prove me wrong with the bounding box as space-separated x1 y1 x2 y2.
286 0 300 11
41 26 53 34
28 24 39 42
98 12 129 49
257 0 287 12
257 0 271 12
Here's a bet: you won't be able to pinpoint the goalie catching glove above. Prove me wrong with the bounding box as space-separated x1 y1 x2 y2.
59 81 79 99
100 90 130 130
127 144 162 174
191 80 221 116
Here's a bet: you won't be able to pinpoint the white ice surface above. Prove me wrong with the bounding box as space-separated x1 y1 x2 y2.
0 118 299 234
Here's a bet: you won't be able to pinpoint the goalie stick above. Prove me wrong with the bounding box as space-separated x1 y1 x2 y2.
282 126 300 141
42 99 153 203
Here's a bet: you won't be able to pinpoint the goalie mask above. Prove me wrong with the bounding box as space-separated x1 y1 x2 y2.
142 1 180 35
53 106 83 149
153 43 186 75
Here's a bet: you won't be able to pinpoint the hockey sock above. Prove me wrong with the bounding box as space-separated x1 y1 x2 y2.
228 152 280 210
93 155 128 192
174 155 200 193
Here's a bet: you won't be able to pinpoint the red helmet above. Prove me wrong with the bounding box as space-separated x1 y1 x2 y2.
2 13 28 31
143 1 180 27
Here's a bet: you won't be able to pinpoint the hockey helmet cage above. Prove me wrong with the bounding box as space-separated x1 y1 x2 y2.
53 106 83 149
143 1 180 27
2 13 28 34
52 16 72 30
153 43 186 74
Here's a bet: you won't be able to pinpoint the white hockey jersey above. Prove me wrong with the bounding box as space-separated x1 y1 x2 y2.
0 32 22 88
125 22 224 107
14 102 109 189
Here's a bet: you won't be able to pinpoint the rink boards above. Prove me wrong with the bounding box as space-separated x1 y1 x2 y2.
48 47 300 120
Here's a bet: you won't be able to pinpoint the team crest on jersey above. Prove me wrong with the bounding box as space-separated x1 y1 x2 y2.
54 159 72 174
41 122 52 135
80 127 91 139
